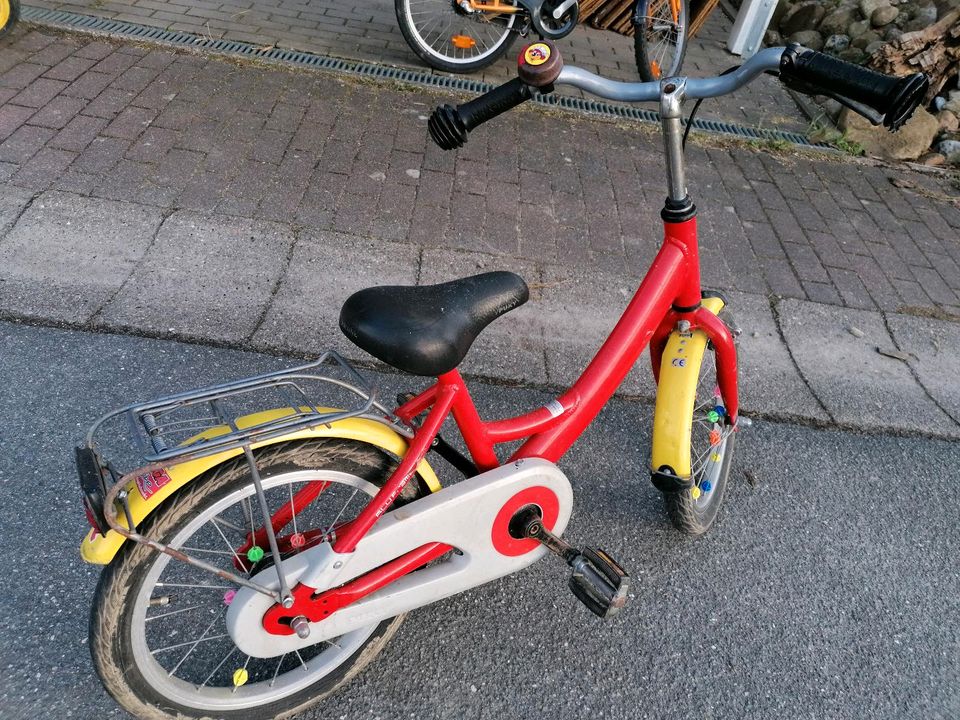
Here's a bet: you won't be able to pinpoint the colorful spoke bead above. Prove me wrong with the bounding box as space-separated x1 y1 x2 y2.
709 428 722 446
232 668 249 688
707 410 720 423
701 480 713 493
290 533 306 549
246 545 265 563
711 452 721 463
223 589 236 606
691 486 702 500
715 405 726 416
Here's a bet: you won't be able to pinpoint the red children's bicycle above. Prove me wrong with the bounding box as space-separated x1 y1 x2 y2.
75 41 926 720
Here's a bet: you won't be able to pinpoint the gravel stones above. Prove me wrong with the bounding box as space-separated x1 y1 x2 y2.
883 25 904 40
841 106 940 160
904 3 938 28
788 29 826 49
852 29 882 46
871 5 900 24
848 18 872 37
824 33 852 52
838 46 868 62
820 7 859 34
780 1 828 35
938 139 960 164
859 0 890 17
938 110 959 133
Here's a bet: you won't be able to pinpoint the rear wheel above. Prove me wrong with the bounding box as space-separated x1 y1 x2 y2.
0 0 21 38
633 0 688 81
396 0 519 73
90 439 427 720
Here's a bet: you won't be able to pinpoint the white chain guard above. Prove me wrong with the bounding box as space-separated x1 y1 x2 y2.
227 457 573 657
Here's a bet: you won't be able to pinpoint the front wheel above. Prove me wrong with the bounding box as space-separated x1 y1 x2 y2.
650 300 737 536
661 343 736 535
395 0 519 73
633 0 688 81
90 439 427 720
0 0 21 38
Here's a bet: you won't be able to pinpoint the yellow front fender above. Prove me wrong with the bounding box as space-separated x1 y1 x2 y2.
80 410 441 565
650 296 725 478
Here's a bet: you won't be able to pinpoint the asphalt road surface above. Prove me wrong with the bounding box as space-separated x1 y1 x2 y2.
0 321 957 720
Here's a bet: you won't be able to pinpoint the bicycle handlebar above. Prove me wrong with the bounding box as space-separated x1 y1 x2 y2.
428 42 928 149
429 41 563 150
429 78 535 150
778 45 927 131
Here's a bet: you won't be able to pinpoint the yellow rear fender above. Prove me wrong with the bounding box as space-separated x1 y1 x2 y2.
650 296 725 478
80 409 441 565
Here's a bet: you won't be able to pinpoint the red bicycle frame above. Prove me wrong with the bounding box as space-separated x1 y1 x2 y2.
261 210 740 634
335 213 739 551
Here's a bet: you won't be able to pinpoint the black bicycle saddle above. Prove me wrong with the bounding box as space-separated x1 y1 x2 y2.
339 271 529 376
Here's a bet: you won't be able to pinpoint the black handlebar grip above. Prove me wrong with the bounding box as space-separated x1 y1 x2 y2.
779 44 928 131
428 77 534 150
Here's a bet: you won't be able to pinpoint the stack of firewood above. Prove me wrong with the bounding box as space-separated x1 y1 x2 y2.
580 0 638 36
867 8 960 104
580 0 720 40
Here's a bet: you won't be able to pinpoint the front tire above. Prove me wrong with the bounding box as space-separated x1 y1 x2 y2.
662 341 736 535
0 0 21 38
90 439 426 720
395 0 518 73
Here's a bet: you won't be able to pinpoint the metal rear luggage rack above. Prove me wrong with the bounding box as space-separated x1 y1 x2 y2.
79 351 405 603
84 350 403 469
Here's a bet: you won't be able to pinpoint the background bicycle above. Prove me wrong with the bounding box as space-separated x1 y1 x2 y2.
396 0 720 79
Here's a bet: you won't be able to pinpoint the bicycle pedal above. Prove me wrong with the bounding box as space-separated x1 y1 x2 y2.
508 506 630 618
568 547 630 619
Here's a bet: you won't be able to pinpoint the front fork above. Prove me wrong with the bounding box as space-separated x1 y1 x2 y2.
647 77 741 483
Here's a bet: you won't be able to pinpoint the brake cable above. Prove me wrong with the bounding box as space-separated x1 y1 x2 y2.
681 65 742 150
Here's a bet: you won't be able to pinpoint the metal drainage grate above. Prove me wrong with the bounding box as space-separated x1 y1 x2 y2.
22 5 828 149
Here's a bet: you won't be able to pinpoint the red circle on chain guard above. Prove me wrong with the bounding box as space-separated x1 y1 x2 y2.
491 485 560 556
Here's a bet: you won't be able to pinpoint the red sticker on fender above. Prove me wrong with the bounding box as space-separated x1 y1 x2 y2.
135 469 172 500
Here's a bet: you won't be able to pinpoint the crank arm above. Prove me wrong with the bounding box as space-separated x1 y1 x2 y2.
513 506 630 618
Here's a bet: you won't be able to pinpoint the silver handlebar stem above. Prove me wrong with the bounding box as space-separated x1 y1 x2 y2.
659 78 688 203
554 47 786 208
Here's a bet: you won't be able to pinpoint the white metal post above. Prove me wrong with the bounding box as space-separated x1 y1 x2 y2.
727 0 778 58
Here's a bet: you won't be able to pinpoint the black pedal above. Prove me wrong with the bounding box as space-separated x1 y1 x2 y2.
509 506 630 618
568 548 630 618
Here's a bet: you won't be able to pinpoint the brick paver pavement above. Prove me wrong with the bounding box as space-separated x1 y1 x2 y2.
1 27 958 317
26 0 809 133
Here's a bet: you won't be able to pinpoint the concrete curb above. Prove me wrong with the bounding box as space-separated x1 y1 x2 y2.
2 188 957 439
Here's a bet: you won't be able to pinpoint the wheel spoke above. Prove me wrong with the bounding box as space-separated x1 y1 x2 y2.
153 633 229 657
199 646 237 689
207 519 250 572
404 0 514 65
163 607 228 675
269 653 287 687
322 487 359 539
146 604 202 622
295 649 309 672
119 460 399 711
